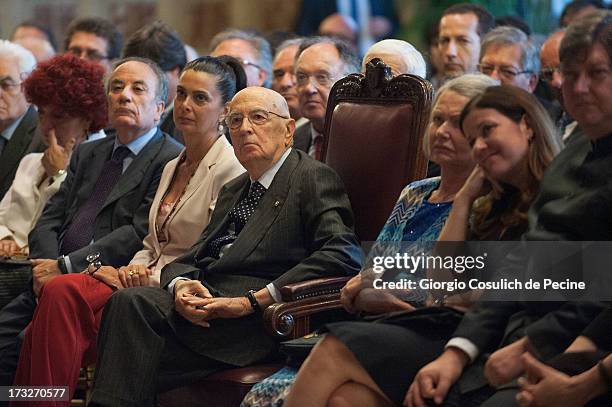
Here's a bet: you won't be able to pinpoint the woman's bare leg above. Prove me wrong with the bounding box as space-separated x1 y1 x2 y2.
328 382 394 407
284 335 391 407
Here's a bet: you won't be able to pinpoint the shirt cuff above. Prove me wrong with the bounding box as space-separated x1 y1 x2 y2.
445 337 479 363
168 277 190 294
63 255 74 274
266 283 282 303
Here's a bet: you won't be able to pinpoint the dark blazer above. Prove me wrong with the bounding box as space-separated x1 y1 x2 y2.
160 105 184 145
451 134 612 393
161 149 364 366
0 106 44 199
29 129 182 271
292 122 312 154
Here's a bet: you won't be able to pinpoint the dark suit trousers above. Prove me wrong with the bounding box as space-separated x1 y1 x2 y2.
0 289 36 388
90 287 230 407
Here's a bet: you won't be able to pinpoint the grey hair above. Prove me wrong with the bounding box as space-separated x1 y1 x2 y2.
109 57 168 105
275 38 304 57
297 36 360 76
423 73 498 158
480 26 541 75
0 40 36 76
362 39 427 78
209 29 273 88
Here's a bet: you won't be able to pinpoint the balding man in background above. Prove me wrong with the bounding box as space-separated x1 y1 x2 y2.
12 37 55 63
87 87 363 406
271 38 306 126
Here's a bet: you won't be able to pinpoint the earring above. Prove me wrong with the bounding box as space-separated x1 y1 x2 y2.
217 121 226 135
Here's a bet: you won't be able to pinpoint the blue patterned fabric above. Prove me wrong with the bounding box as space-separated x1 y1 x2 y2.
240 177 452 407
240 367 298 407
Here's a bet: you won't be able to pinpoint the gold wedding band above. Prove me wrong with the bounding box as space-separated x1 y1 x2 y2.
129 270 136 276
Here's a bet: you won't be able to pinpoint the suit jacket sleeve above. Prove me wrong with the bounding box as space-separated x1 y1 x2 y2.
525 301 604 359
580 305 612 351
271 162 364 289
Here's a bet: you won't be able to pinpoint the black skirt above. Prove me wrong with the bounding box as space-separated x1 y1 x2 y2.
326 307 464 404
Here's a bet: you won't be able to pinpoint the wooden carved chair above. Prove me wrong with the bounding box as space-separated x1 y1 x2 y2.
156 59 433 407
322 57 433 242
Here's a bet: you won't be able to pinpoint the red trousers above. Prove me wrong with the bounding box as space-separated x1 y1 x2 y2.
12 274 113 407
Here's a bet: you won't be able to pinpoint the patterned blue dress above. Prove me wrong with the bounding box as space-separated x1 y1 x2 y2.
241 177 452 407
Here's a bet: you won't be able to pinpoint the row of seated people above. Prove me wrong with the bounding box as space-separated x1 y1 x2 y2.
245 11 612 407
2 1 604 210
0 8 609 407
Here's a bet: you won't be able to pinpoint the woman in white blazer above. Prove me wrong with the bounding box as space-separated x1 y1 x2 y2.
13 56 247 400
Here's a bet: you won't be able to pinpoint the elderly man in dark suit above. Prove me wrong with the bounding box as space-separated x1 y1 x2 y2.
0 40 44 200
293 36 360 160
88 87 363 406
0 57 182 387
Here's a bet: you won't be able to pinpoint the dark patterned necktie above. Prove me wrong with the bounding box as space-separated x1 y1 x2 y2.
205 181 267 258
313 135 323 161
60 146 131 255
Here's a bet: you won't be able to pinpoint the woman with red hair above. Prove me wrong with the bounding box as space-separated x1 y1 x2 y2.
0 53 107 257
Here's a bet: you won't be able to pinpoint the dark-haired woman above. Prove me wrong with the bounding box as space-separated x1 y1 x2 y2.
12 56 246 403
0 54 107 257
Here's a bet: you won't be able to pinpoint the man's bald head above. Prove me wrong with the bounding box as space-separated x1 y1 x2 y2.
230 87 290 118
540 30 565 94
227 87 295 179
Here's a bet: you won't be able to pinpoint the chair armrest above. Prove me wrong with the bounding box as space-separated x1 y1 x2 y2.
263 276 352 338
279 276 351 301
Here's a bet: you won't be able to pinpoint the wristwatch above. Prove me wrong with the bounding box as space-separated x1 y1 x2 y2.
245 289 261 314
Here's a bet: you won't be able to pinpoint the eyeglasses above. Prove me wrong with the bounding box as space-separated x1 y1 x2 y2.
540 66 561 83
296 71 336 87
477 64 532 81
239 59 264 72
67 47 109 61
0 79 21 94
225 109 289 130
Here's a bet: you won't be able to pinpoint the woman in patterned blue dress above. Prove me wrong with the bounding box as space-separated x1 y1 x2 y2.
241 74 498 407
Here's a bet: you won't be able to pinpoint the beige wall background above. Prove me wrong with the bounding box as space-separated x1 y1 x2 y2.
0 0 301 53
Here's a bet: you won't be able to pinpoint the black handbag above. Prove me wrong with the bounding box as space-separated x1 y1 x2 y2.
0 257 32 309
279 331 325 367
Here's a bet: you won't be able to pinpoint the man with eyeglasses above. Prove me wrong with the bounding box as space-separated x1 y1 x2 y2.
209 29 272 88
477 26 539 92
86 87 363 407
293 36 360 160
478 26 563 123
63 17 123 74
540 30 566 102
0 40 44 200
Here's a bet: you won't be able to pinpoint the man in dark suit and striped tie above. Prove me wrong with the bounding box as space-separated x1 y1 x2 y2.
89 87 364 406
0 57 181 387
